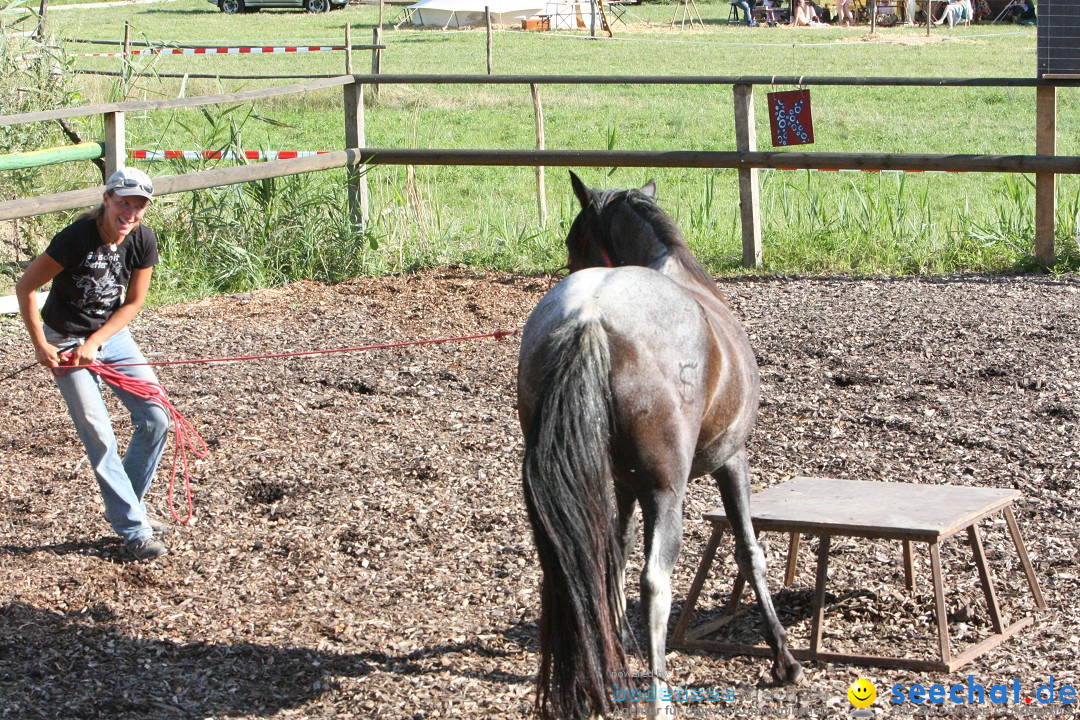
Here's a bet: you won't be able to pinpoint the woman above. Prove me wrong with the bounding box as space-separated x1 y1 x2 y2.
15 167 171 561
792 0 824 25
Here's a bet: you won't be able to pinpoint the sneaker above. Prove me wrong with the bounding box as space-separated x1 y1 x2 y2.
147 516 169 535
126 537 168 561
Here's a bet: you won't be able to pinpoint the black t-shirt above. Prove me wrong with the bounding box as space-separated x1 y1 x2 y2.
41 216 159 337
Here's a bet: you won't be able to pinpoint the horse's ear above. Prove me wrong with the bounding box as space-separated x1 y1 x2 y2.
640 179 657 199
569 170 592 210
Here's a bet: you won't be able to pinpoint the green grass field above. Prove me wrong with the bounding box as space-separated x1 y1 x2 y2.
3 0 1078 298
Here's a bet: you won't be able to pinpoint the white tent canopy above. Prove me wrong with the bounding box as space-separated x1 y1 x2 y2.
406 0 595 28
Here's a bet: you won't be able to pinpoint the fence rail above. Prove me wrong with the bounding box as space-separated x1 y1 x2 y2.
1 73 1077 267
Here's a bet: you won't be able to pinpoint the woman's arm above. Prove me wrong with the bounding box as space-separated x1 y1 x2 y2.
15 253 65 367
72 266 154 365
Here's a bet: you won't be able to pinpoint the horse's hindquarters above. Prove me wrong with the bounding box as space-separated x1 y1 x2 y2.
519 267 712 435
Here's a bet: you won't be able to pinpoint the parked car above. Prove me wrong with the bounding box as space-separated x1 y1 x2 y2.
211 0 347 13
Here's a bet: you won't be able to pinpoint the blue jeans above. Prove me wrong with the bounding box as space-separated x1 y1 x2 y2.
45 326 170 543
733 0 756 24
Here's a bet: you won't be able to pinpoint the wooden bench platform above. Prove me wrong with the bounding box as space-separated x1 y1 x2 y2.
670 477 1046 672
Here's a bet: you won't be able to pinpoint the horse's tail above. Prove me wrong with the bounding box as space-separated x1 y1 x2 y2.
522 317 628 720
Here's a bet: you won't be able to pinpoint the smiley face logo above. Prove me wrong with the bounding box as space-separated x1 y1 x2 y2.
847 678 877 708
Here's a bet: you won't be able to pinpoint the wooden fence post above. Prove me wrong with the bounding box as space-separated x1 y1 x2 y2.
344 81 370 228
485 8 493 74
530 84 546 227
733 84 762 268
1035 85 1056 268
345 24 353 74
103 111 125 179
372 27 383 100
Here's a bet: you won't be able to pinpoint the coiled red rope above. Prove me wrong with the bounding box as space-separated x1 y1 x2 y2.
49 328 520 526
54 358 206 525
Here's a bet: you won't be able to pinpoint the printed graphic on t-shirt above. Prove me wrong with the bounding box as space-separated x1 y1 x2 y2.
74 249 124 317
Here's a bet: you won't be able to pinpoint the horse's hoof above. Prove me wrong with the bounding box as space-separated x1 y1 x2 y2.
789 661 806 686
772 657 805 686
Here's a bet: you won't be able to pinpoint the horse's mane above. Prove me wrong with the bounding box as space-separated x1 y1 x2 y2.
609 189 730 305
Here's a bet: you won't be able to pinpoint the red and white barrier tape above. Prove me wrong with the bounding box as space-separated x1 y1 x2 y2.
72 45 345 58
129 150 330 161
773 168 946 174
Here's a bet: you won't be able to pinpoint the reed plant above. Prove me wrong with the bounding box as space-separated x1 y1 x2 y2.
149 104 376 298
0 19 88 283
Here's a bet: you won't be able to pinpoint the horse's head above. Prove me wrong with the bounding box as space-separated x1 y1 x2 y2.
565 171 676 273
563 172 730 305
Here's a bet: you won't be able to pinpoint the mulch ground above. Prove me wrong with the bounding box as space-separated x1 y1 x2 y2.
1 270 1077 719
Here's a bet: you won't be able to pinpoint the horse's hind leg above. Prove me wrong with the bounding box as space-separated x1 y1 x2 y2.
614 482 638 645
712 448 804 685
639 484 685 711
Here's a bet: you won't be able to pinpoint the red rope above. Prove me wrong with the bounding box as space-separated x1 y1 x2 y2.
54 359 205 525
106 329 520 370
49 328 520 525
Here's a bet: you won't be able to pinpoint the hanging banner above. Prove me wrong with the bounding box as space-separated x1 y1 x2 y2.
767 89 814 147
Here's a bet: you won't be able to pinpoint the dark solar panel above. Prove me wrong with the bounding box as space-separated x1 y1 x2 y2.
1037 0 1080 77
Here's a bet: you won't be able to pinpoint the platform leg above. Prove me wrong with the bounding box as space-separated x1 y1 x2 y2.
902 540 916 592
671 526 723 644
809 534 830 655
968 524 1005 633
727 571 748 614
929 542 951 665
784 532 800 587
1003 505 1047 610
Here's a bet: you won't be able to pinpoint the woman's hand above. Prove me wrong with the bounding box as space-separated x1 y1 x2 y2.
67 341 101 366
33 342 63 368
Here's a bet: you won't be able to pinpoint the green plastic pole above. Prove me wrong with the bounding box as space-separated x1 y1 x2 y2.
0 142 105 172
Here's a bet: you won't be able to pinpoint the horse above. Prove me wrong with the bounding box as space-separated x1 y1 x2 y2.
517 172 803 719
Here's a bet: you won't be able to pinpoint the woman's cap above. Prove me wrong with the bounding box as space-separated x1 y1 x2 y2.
105 167 154 201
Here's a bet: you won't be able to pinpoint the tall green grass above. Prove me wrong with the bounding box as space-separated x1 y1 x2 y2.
673 169 1080 275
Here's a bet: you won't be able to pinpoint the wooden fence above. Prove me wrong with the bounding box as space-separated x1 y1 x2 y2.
0 73 1078 268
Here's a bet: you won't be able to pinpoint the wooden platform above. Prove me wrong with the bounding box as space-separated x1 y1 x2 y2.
670 477 1047 672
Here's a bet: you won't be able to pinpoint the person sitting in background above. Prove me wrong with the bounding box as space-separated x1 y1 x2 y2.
731 0 760 26
761 0 780 25
934 0 972 27
1006 0 1037 25
792 0 824 25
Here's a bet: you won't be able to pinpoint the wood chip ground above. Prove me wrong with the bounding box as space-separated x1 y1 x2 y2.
1 271 1077 718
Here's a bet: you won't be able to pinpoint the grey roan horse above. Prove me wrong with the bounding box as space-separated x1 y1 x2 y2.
517 173 803 719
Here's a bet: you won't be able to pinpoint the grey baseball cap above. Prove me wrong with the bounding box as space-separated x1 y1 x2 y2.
105 167 154 201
